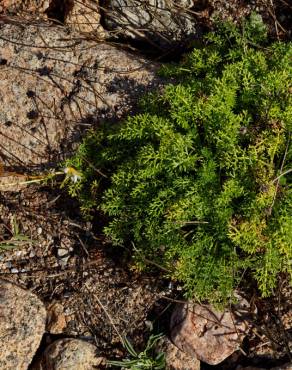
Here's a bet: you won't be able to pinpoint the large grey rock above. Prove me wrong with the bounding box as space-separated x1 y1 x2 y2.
171 299 251 365
0 279 46 370
102 0 200 49
33 339 105 370
0 23 160 177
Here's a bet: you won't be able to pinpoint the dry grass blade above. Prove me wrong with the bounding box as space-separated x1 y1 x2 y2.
84 282 124 344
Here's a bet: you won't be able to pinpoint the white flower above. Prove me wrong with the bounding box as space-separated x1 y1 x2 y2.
63 167 82 183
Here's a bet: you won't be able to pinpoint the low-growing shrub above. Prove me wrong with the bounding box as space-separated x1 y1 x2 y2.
66 14 292 304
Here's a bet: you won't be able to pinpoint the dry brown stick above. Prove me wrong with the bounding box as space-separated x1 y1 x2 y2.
278 0 292 9
0 33 81 51
84 282 124 344
269 132 290 214
265 0 287 35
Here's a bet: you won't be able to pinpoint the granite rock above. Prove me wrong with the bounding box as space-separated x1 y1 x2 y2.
0 22 161 186
34 339 105 370
64 0 106 37
162 337 200 370
102 0 200 49
0 279 46 370
171 299 251 365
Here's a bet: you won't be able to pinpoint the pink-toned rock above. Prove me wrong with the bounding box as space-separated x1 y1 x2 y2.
64 0 106 37
0 0 51 14
34 339 105 370
46 302 67 334
0 22 160 182
163 337 200 370
0 279 46 370
171 299 251 365
0 0 106 38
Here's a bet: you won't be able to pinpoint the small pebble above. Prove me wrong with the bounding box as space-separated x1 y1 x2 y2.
145 320 153 331
57 248 68 258
11 268 19 274
37 227 42 235
59 258 69 267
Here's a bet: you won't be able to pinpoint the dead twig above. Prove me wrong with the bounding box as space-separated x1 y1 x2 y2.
84 282 124 344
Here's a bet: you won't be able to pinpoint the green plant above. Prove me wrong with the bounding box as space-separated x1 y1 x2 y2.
108 334 165 369
66 14 292 303
0 216 35 251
